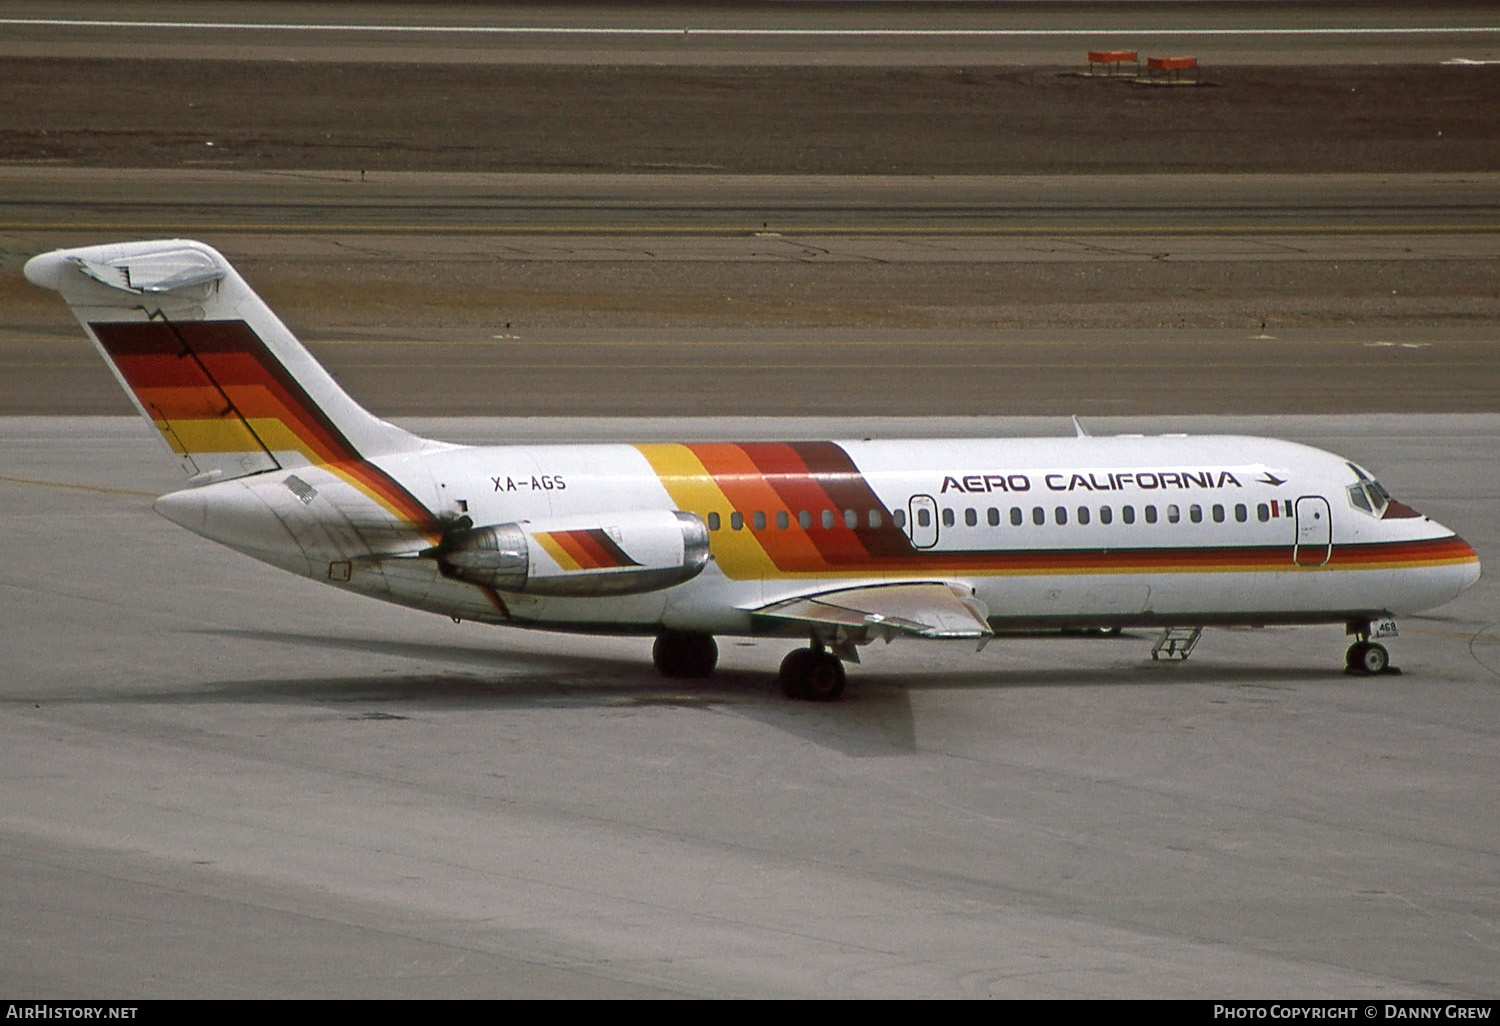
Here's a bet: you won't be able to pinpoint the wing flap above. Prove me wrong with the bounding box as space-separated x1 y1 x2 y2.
754 582 993 640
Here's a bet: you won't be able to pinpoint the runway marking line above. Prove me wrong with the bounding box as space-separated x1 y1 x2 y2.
3 223 1496 236
0 474 156 499
4 20 1499 38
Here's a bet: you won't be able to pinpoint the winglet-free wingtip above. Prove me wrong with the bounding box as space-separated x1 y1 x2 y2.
1071 415 1090 438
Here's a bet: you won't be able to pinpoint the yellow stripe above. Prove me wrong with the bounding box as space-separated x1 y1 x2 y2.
533 532 584 572
635 443 781 579
151 415 270 455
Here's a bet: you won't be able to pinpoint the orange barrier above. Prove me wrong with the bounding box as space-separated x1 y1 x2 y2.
1087 50 1139 76
1145 56 1199 83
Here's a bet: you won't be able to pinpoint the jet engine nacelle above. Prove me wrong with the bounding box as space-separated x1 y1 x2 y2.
439 509 710 596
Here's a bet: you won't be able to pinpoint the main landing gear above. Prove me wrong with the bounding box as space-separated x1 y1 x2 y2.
652 631 847 700
652 630 718 679
1345 620 1397 676
778 638 846 702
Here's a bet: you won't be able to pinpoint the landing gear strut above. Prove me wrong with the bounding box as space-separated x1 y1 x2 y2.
778 638 846 702
653 631 718 679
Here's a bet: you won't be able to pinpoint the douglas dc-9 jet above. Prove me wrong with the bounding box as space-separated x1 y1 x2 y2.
25 240 1480 699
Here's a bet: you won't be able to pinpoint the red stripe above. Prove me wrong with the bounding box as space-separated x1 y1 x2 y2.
565 529 631 569
738 443 872 564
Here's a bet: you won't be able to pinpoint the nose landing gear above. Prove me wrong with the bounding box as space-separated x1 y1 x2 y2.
1345 620 1398 676
1346 640 1390 675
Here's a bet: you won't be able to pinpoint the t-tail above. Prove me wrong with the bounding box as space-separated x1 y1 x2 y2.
24 239 431 486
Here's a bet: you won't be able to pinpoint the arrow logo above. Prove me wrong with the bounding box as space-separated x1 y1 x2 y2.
1258 473 1287 487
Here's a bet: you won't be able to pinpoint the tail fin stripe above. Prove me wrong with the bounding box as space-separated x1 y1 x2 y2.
93 320 358 467
93 319 438 532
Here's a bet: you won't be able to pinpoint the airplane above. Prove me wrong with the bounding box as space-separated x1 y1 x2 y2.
24 239 1481 700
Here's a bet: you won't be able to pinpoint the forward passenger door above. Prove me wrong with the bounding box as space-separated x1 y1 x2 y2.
1294 496 1332 566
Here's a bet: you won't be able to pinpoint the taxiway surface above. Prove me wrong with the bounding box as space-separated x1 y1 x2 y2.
1 414 1495 997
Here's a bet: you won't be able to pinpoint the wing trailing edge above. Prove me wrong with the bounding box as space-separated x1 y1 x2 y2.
753 582 994 643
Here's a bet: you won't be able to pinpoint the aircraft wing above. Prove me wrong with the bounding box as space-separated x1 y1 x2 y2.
752 582 993 641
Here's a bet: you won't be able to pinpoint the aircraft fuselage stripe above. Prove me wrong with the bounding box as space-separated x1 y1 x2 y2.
636 442 1475 580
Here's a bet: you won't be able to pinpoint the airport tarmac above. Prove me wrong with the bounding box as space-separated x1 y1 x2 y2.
3 0 1497 1000
3 0 1498 66
0 414 1495 998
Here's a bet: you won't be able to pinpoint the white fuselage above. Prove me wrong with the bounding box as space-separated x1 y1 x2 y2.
155 433 1481 638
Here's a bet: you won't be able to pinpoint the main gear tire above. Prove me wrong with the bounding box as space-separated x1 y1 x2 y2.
653 631 718 679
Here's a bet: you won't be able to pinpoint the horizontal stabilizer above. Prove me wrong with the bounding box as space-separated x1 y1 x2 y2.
754 582 993 640
73 246 226 295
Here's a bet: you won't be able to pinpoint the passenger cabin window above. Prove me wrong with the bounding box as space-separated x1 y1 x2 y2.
822 509 836 530
1122 505 1135 525
988 507 1001 527
1077 506 1091 525
1055 506 1068 526
776 510 789 530
1167 504 1181 524
894 509 906 528
868 510 883 529
1011 507 1024 526
942 509 955 528
1257 503 1270 523
965 508 978 527
1145 505 1158 524
753 511 767 530
707 512 721 531
845 509 858 530
1100 505 1113 525
1032 507 1045 526
1235 503 1248 523
1189 504 1202 524
916 508 931 528
730 512 744 531
798 510 812 529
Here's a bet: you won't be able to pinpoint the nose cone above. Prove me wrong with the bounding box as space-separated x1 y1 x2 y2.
1454 534 1482 593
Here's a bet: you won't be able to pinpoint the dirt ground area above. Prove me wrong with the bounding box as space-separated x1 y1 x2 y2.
4 60 1498 175
4 56 1497 415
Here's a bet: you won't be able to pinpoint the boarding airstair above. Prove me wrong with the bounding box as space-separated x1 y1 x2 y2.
1151 626 1203 661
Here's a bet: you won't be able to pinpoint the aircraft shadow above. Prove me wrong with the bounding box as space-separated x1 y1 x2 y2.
184 626 922 755
167 626 1360 755
870 662 1342 692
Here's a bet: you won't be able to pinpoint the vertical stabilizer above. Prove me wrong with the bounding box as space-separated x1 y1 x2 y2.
24 239 429 486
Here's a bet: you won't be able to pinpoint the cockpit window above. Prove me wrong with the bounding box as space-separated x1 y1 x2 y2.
1346 482 1372 513
1346 463 1389 517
